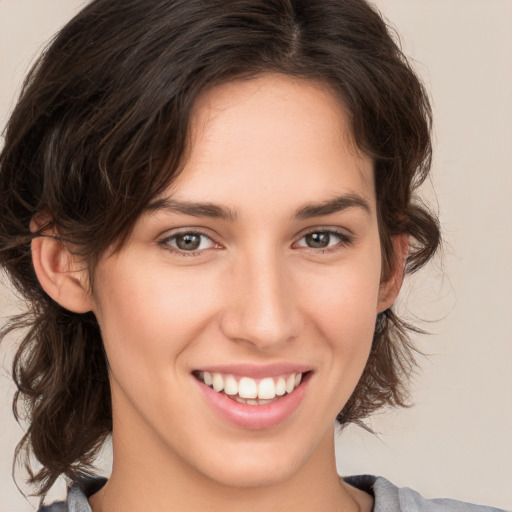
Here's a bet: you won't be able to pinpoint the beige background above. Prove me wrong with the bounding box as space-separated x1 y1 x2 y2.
1 0 511 510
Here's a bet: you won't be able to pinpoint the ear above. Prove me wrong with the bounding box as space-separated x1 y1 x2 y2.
31 221 94 314
377 234 409 313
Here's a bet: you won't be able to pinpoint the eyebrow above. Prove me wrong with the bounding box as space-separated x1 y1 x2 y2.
146 193 371 221
294 194 371 219
146 197 237 221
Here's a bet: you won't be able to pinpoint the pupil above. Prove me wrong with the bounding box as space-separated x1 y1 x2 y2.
177 234 201 250
306 232 329 248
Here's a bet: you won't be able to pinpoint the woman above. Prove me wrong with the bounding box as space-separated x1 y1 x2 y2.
0 1 506 511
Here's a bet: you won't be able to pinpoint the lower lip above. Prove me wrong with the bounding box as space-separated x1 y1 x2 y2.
194 374 311 430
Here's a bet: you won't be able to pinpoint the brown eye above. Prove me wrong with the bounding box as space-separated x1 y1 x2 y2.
304 232 331 248
295 230 352 251
175 233 202 251
163 231 216 253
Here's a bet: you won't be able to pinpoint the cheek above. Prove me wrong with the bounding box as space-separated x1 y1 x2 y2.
300 245 382 383
305 250 381 335
92 257 217 382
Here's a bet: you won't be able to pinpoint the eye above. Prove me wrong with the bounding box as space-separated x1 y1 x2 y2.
160 231 218 254
295 230 352 251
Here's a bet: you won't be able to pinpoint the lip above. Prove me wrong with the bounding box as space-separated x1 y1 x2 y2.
195 362 312 379
193 369 312 430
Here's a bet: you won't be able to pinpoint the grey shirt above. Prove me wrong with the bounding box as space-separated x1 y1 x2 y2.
39 475 508 512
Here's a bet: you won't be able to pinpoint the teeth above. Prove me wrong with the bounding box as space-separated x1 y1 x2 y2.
212 372 224 392
224 375 238 396
285 374 295 394
203 371 213 386
234 396 273 405
199 371 306 403
238 377 258 399
275 377 286 396
258 378 276 400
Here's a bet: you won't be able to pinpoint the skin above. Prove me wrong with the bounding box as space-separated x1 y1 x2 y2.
33 74 406 511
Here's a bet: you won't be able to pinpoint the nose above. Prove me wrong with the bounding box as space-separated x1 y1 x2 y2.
219 248 302 351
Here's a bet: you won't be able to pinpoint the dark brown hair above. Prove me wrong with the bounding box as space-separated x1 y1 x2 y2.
0 0 440 498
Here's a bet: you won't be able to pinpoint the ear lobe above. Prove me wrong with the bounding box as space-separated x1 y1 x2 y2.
377 234 409 313
31 233 94 314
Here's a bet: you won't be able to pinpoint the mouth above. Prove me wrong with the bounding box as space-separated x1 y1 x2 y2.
193 370 308 406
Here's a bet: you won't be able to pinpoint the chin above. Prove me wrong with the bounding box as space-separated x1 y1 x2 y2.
208 462 299 489
194 440 311 489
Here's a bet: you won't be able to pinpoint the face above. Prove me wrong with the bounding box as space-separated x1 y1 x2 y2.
90 74 398 488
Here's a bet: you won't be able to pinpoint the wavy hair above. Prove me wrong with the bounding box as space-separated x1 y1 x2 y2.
0 0 440 497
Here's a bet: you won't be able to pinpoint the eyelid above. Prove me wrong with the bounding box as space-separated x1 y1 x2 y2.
158 228 222 256
157 225 354 257
293 227 354 251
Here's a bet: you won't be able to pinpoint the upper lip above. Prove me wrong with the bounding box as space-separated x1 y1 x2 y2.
193 363 313 379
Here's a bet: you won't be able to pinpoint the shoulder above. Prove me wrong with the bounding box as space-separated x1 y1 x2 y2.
345 475 509 512
38 477 107 512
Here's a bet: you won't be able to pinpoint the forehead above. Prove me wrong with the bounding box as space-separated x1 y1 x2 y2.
165 74 375 215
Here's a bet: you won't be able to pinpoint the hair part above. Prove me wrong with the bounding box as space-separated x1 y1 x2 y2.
0 0 440 497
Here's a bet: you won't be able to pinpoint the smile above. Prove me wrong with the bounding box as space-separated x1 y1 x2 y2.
193 365 312 429
195 371 304 405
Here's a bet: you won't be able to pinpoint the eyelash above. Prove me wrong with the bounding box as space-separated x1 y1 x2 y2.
158 229 218 257
295 228 354 254
158 228 353 257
